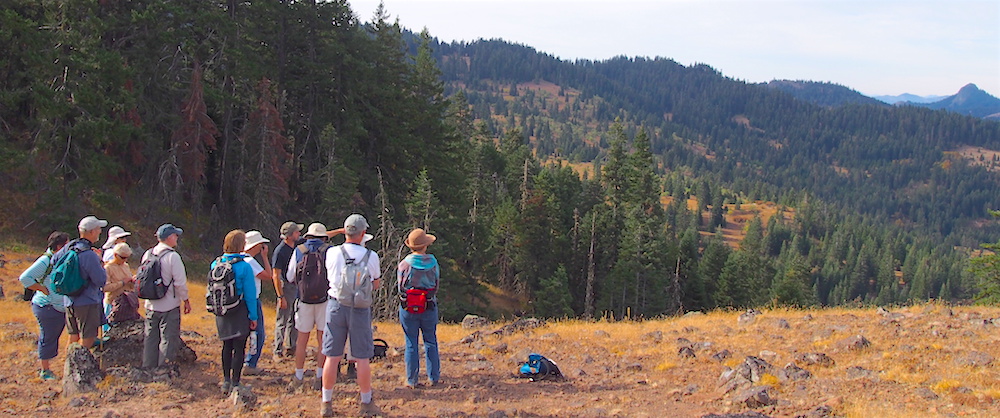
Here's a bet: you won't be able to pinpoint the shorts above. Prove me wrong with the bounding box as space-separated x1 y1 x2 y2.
321 299 374 359
66 303 103 339
295 300 327 333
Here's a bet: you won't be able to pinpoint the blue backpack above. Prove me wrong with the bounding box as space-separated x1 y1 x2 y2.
517 353 563 381
52 243 86 297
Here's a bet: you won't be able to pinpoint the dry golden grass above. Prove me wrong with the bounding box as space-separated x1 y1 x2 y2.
4 244 1000 416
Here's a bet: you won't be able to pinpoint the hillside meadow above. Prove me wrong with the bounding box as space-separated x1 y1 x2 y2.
2 246 1000 417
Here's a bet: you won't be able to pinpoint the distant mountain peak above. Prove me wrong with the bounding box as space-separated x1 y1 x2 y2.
905 83 1000 118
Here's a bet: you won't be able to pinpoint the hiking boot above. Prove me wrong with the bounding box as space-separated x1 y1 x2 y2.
404 381 422 389
429 379 443 388
321 401 335 417
220 380 233 396
243 365 263 375
345 362 357 380
359 401 380 417
39 370 56 381
287 377 304 393
312 376 323 391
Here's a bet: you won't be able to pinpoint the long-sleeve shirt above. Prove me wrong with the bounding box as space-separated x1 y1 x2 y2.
142 242 189 313
103 261 134 303
52 238 107 307
212 253 259 322
18 249 68 312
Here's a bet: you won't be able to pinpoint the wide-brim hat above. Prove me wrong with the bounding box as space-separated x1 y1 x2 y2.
244 230 270 251
305 222 327 238
102 226 131 249
405 228 436 249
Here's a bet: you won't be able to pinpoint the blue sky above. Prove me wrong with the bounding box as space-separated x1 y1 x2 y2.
349 0 999 98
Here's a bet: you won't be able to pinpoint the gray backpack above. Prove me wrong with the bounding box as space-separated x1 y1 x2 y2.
333 246 373 308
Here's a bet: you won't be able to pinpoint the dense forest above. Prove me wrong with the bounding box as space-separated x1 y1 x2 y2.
2 1 1000 321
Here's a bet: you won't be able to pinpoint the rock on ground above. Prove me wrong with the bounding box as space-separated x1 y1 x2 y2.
95 319 197 368
63 343 105 397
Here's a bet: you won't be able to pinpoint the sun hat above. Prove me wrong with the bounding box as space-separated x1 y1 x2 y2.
79 215 108 232
304 223 328 238
344 214 369 235
244 230 270 251
280 221 304 239
156 223 183 240
112 242 133 258
405 228 436 249
102 226 132 249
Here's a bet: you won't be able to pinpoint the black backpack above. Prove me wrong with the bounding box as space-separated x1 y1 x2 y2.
137 248 174 300
206 257 243 316
296 243 331 304
517 353 564 381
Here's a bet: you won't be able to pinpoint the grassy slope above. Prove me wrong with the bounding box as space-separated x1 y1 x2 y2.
3 244 1000 416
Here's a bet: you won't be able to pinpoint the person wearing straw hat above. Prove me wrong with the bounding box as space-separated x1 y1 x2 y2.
101 226 132 263
241 230 272 375
104 242 139 325
271 221 304 360
397 228 441 388
285 222 333 392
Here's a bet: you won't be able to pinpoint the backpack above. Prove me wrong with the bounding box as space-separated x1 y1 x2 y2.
517 353 564 381
333 246 373 308
399 260 438 314
296 243 331 304
22 253 54 301
52 243 87 297
206 257 243 316
136 248 175 300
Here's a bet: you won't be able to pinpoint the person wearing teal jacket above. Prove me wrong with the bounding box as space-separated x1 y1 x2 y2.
211 230 259 395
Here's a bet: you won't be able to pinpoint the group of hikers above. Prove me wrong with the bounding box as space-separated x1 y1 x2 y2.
18 214 442 416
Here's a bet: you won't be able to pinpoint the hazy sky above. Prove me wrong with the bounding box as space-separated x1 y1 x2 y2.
349 0 999 98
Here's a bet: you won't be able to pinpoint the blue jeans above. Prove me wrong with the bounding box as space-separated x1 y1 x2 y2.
244 299 265 367
399 304 440 385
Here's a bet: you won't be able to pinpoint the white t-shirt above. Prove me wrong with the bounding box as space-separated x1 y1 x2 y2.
325 243 380 299
242 255 265 297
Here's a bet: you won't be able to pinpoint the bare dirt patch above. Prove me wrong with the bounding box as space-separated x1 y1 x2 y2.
952 145 1000 172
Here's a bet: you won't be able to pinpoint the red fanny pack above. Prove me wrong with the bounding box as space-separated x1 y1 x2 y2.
405 288 430 314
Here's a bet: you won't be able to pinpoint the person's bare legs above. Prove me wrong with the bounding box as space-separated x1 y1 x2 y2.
294 331 310 372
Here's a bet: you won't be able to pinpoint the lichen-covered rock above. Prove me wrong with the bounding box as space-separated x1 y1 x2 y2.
737 309 761 327
230 384 257 413
794 352 835 367
954 351 994 367
95 319 196 368
63 343 105 397
462 315 489 329
733 386 776 408
839 335 872 351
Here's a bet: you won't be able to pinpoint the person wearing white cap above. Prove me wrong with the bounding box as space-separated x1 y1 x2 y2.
320 214 381 417
101 226 132 263
241 230 272 375
55 215 109 350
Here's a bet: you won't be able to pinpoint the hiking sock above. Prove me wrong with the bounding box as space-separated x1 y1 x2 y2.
322 388 334 403
316 367 323 378
295 368 305 380
361 391 372 404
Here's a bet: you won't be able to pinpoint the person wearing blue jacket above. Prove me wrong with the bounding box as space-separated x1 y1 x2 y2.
19 231 71 380
55 216 109 350
397 228 441 388
212 230 259 395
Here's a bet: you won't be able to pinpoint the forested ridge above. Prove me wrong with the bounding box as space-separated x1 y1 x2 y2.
2 1 999 321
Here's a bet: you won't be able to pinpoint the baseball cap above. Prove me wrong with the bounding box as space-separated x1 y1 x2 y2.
156 223 183 240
